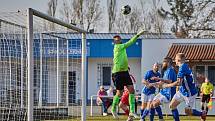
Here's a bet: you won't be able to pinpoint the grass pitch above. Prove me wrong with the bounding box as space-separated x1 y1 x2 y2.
45 115 215 121
86 115 215 121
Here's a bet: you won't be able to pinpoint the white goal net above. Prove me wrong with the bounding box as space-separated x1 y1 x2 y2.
0 8 87 121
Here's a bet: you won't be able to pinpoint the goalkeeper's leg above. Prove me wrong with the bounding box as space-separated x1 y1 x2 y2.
127 85 139 118
111 90 122 119
111 72 124 119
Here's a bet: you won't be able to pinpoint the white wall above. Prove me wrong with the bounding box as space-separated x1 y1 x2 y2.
141 39 215 78
41 59 81 104
87 58 141 99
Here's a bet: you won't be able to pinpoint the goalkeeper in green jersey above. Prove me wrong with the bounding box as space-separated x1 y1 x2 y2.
111 30 145 121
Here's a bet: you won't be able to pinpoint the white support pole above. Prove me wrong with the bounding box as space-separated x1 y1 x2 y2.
9 42 12 104
56 38 59 107
7 28 12 121
27 8 34 121
66 39 69 107
38 33 43 107
90 96 93 116
81 33 87 121
20 28 24 109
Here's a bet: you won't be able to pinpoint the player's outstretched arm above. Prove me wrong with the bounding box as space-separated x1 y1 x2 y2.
150 82 162 88
162 78 182 88
160 78 172 84
124 30 146 48
151 77 172 84
142 79 151 88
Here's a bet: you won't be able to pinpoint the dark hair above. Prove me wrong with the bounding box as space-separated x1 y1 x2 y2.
113 35 121 39
164 57 173 65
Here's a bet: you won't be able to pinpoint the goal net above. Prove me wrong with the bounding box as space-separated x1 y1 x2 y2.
0 8 87 121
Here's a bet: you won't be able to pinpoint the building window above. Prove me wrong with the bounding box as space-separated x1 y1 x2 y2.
196 66 205 75
61 71 67 104
208 66 215 85
97 63 112 87
102 67 111 86
194 65 215 86
195 66 205 85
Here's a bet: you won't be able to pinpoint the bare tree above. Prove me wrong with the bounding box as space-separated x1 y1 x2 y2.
85 0 102 32
189 0 215 38
59 0 102 32
128 8 143 33
47 0 58 17
139 0 152 31
115 14 128 33
115 7 143 33
151 0 165 33
139 0 164 33
107 0 117 32
59 0 80 25
47 0 58 30
60 0 70 23
70 0 84 28
159 0 215 38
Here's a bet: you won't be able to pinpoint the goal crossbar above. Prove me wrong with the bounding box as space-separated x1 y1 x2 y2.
30 8 87 33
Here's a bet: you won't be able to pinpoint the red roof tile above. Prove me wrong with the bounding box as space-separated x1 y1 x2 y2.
167 43 215 60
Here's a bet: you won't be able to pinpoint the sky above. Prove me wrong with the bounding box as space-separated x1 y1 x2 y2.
0 0 142 13
0 0 47 12
0 0 161 32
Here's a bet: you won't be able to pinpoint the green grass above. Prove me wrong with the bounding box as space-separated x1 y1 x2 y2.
87 116 215 121
46 115 215 121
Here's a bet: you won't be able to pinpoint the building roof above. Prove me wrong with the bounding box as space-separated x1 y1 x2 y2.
37 33 176 40
166 43 215 61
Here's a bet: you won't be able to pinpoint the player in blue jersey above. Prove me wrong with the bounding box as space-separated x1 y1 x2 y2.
150 57 177 121
140 63 161 121
158 53 207 121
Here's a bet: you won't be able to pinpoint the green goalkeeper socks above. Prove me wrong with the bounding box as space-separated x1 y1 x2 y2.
129 94 135 113
111 95 120 112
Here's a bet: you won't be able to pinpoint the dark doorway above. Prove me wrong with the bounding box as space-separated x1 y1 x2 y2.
102 67 111 86
68 71 76 104
208 66 215 85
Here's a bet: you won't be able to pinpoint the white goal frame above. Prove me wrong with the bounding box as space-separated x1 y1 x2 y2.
27 8 87 121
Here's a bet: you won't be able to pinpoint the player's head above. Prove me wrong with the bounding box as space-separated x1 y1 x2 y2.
124 86 128 92
99 85 105 91
162 57 173 70
152 62 159 72
175 53 186 66
205 77 209 84
113 35 122 44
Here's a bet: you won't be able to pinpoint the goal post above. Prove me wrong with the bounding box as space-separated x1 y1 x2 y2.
81 33 86 121
27 8 87 121
27 8 33 121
